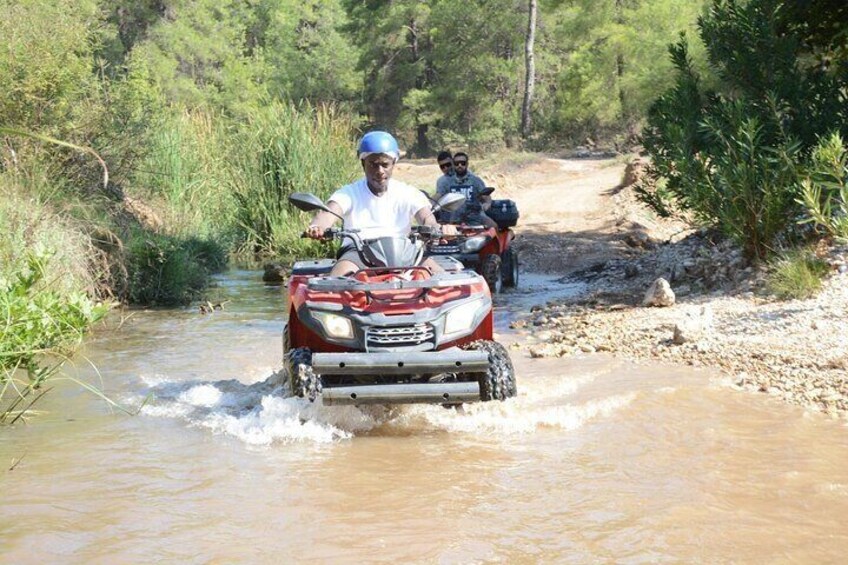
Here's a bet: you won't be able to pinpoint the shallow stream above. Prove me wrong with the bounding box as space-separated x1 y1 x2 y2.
3 271 847 562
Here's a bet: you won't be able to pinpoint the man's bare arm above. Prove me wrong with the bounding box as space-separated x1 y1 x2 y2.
415 206 457 235
305 201 344 239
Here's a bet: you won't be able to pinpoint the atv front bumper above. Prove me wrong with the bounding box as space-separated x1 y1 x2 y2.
312 348 488 405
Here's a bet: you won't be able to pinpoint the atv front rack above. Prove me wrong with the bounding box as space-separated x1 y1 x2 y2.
312 348 489 405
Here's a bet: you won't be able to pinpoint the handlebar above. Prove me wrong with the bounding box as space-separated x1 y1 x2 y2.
301 227 361 240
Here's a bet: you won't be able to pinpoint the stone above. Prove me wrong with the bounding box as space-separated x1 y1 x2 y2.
262 263 287 283
642 277 676 307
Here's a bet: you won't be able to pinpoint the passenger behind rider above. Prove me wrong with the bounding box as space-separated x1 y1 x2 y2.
435 150 454 195
435 151 498 229
304 131 457 277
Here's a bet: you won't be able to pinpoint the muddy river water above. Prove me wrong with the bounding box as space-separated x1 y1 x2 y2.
3 271 848 562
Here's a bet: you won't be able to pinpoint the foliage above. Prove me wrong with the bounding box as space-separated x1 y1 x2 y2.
225 102 360 257
765 248 830 300
642 0 848 260
0 252 111 424
125 233 226 306
0 0 100 132
134 110 237 241
545 0 708 143
797 132 848 242
126 0 269 114
262 0 362 103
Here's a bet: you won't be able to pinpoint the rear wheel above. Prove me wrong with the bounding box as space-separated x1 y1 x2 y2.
461 340 517 401
502 249 519 288
481 254 502 294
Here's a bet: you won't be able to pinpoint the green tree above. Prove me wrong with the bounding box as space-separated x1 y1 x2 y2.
0 0 101 132
642 0 848 260
263 0 361 104
545 0 707 142
428 0 527 148
128 0 269 113
343 0 437 153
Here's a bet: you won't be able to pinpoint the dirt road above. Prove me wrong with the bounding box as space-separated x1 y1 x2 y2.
395 154 664 276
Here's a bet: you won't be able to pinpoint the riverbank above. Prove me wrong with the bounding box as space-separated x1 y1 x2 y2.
394 154 848 422
474 155 848 421
513 241 848 420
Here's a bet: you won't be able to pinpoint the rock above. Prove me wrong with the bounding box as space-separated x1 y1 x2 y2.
536 330 554 342
263 263 287 283
624 232 651 249
672 306 713 344
642 277 676 307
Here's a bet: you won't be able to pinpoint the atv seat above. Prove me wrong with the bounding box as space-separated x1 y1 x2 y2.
291 259 335 276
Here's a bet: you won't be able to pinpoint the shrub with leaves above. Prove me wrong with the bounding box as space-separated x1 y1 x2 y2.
797 132 848 242
642 0 848 261
1 252 111 423
766 248 830 300
125 233 226 306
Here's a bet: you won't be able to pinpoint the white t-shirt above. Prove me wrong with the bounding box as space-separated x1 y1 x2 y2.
329 178 431 241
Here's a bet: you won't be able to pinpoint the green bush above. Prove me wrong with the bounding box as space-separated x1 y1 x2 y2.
226 102 360 258
1 252 111 424
125 233 226 306
797 132 848 242
642 0 848 261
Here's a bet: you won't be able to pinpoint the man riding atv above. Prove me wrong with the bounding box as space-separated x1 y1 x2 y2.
434 151 497 230
304 131 457 273
283 131 517 406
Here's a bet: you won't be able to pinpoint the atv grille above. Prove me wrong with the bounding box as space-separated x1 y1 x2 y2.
428 244 461 255
366 323 435 350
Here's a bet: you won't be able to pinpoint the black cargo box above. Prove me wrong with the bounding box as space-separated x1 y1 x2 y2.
488 199 519 228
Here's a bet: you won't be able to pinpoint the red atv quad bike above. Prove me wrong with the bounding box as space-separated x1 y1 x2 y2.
281 192 517 406
428 190 519 294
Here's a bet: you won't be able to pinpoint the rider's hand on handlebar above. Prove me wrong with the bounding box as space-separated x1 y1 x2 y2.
304 224 326 240
440 224 458 236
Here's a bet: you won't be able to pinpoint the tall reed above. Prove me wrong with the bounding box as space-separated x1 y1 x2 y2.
225 102 360 258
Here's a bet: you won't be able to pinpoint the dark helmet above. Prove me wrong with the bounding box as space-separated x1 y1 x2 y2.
357 131 400 161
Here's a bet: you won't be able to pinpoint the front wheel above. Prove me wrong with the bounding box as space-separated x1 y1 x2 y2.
461 340 517 401
481 254 502 294
501 249 519 288
286 346 321 401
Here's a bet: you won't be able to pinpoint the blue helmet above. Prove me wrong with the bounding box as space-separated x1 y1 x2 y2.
357 131 400 161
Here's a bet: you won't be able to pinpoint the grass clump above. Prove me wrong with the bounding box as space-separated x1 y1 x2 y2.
766 249 830 300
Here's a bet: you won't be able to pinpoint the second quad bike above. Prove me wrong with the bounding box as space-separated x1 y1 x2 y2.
427 192 520 294
281 192 517 406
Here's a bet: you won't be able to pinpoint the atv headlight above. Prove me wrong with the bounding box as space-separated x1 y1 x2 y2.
460 235 489 253
444 298 485 336
313 311 354 339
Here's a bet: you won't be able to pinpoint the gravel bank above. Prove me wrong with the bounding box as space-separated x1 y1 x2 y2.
517 242 848 420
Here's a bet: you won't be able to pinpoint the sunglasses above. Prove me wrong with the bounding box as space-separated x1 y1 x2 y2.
438 161 453 170
453 160 468 166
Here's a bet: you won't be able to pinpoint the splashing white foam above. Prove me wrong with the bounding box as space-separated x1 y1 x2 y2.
138 369 633 445
389 392 636 434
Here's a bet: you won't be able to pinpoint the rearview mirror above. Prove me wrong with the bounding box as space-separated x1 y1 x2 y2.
289 192 344 221
434 192 466 213
289 192 328 212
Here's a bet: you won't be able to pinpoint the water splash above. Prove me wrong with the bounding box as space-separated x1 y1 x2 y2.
137 367 633 446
